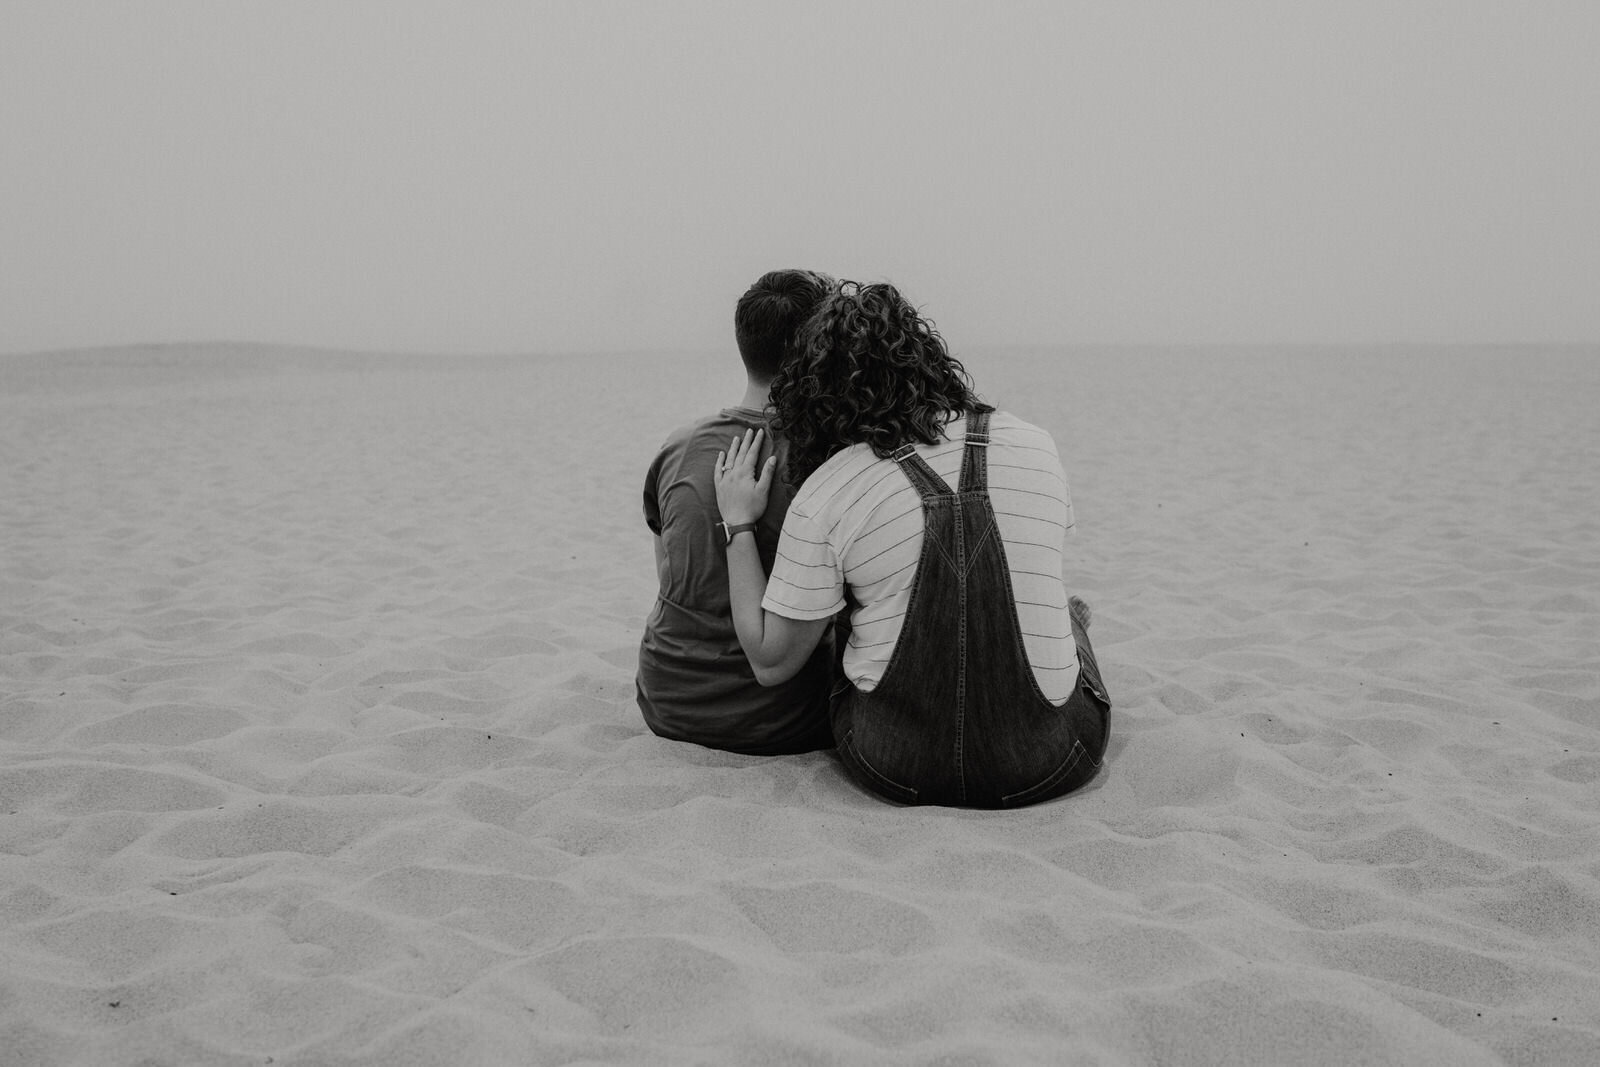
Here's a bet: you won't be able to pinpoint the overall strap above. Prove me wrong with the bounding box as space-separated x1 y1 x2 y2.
958 410 991 493
889 442 953 500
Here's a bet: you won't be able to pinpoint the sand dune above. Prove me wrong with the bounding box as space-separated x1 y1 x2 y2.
2 343 1597 1065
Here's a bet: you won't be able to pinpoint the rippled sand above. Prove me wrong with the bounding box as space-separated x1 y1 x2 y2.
2 343 1597 1065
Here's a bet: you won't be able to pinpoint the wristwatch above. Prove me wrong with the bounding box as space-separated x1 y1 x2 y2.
717 520 757 546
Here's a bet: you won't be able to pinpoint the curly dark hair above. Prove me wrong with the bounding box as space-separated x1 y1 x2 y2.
769 280 990 486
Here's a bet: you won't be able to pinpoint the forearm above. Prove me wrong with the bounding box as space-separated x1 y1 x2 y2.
725 536 780 671
714 426 826 685
724 536 827 686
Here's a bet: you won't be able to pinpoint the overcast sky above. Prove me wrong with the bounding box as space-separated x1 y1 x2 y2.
3 1 1597 354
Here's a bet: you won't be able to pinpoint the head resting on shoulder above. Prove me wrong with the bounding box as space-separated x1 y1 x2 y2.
734 269 833 385
770 280 988 487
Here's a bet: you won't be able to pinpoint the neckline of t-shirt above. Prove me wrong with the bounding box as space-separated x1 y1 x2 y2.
721 406 770 421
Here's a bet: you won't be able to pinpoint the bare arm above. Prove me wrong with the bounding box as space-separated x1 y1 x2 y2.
713 428 829 686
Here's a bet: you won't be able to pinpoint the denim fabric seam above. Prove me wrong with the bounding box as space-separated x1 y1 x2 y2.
986 522 1079 711
889 446 971 803
869 505 943 694
960 421 989 493
961 506 998 579
1001 739 1087 805
895 448 954 497
840 729 919 802
923 523 961 577
953 492 968 806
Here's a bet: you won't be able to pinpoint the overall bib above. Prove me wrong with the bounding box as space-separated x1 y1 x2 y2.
832 411 1111 808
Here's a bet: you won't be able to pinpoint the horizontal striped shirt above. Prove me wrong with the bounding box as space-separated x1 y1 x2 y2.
763 411 1080 702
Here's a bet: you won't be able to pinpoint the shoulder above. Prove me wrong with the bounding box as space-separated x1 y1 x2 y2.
790 444 882 514
658 411 733 452
987 409 1053 441
652 411 750 471
985 410 1059 456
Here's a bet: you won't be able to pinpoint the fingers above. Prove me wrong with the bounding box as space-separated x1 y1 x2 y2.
715 429 773 524
726 428 763 472
717 428 769 487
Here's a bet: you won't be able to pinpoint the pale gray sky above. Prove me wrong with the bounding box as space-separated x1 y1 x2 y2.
3 1 1597 354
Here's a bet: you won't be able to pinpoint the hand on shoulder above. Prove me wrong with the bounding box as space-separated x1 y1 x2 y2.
713 427 778 526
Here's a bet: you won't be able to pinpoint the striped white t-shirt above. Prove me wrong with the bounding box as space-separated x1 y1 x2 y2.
762 411 1080 702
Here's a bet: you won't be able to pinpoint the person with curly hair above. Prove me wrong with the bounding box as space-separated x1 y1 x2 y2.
636 269 836 755
712 281 1109 807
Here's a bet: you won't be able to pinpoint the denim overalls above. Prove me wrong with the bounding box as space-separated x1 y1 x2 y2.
831 411 1111 808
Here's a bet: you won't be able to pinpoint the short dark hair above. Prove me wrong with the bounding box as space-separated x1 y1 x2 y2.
734 270 832 381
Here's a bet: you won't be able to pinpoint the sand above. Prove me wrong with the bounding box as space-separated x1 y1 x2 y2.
2 342 1597 1066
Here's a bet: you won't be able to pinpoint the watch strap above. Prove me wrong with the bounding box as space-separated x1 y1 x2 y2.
720 521 757 546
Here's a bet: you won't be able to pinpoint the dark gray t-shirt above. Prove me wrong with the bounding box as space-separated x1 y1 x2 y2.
636 407 832 754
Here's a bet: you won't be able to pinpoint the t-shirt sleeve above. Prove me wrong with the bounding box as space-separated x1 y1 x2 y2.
762 505 845 620
1053 437 1076 540
642 448 665 535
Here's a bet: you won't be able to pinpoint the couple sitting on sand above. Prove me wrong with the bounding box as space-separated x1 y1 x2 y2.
637 270 1110 808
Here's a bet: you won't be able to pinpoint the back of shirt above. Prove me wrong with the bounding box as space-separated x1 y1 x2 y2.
761 410 1080 703
637 407 832 754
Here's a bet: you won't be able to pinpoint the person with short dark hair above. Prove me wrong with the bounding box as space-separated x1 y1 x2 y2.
712 280 1110 806
635 270 836 754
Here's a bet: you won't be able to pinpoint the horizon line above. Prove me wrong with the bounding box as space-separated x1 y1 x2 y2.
4 338 1597 361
